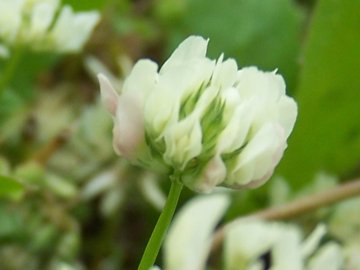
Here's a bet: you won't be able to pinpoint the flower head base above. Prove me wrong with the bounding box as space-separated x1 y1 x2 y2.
0 0 100 55
99 36 297 192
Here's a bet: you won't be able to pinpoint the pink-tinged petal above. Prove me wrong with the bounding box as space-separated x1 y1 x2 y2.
194 155 227 193
241 130 287 189
226 123 287 188
98 73 119 116
112 92 145 160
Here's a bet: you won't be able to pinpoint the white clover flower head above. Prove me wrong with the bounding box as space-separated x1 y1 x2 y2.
0 0 100 53
99 36 298 192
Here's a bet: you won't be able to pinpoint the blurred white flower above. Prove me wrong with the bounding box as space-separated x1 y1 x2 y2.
0 0 100 54
307 243 343 270
329 197 360 243
164 194 230 270
156 195 343 270
329 197 360 269
342 243 360 270
224 222 338 270
46 5 99 52
99 36 297 192
139 172 166 211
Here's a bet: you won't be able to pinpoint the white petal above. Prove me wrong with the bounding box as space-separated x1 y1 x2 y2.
49 6 100 52
277 96 298 138
307 243 343 270
217 100 254 154
112 92 145 160
161 36 209 73
139 172 166 211
98 73 119 116
301 224 326 258
227 123 286 187
81 170 117 200
236 67 286 100
193 155 227 192
144 58 215 139
28 0 59 41
0 0 24 43
342 243 360 270
122 59 158 98
271 225 303 270
329 197 360 242
220 86 242 122
159 58 215 101
165 194 230 270
224 220 280 270
212 57 238 90
163 115 202 170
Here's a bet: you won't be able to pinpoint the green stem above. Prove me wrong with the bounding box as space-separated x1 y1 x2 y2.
138 177 183 270
0 47 23 95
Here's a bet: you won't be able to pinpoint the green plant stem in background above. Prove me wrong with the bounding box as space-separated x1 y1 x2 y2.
0 47 23 95
138 177 183 270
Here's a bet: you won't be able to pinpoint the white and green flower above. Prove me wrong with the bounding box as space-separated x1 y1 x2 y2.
0 0 100 54
99 36 297 192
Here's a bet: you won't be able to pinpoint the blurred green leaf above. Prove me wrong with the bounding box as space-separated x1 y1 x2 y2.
166 0 304 91
0 87 25 122
12 52 59 100
0 175 24 199
278 0 360 187
0 203 24 240
62 0 107 11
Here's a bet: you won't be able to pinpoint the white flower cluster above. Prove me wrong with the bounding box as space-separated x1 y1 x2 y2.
154 194 343 270
0 0 100 56
329 197 360 269
99 36 297 192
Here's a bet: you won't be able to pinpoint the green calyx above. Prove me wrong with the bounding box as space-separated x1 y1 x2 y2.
179 83 208 120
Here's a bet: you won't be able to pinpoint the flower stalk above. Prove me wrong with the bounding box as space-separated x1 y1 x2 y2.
138 176 183 270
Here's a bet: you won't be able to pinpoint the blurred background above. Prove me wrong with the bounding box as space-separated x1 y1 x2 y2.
0 0 359 269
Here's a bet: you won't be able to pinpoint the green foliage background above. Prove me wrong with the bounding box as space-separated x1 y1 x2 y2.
1 0 360 269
